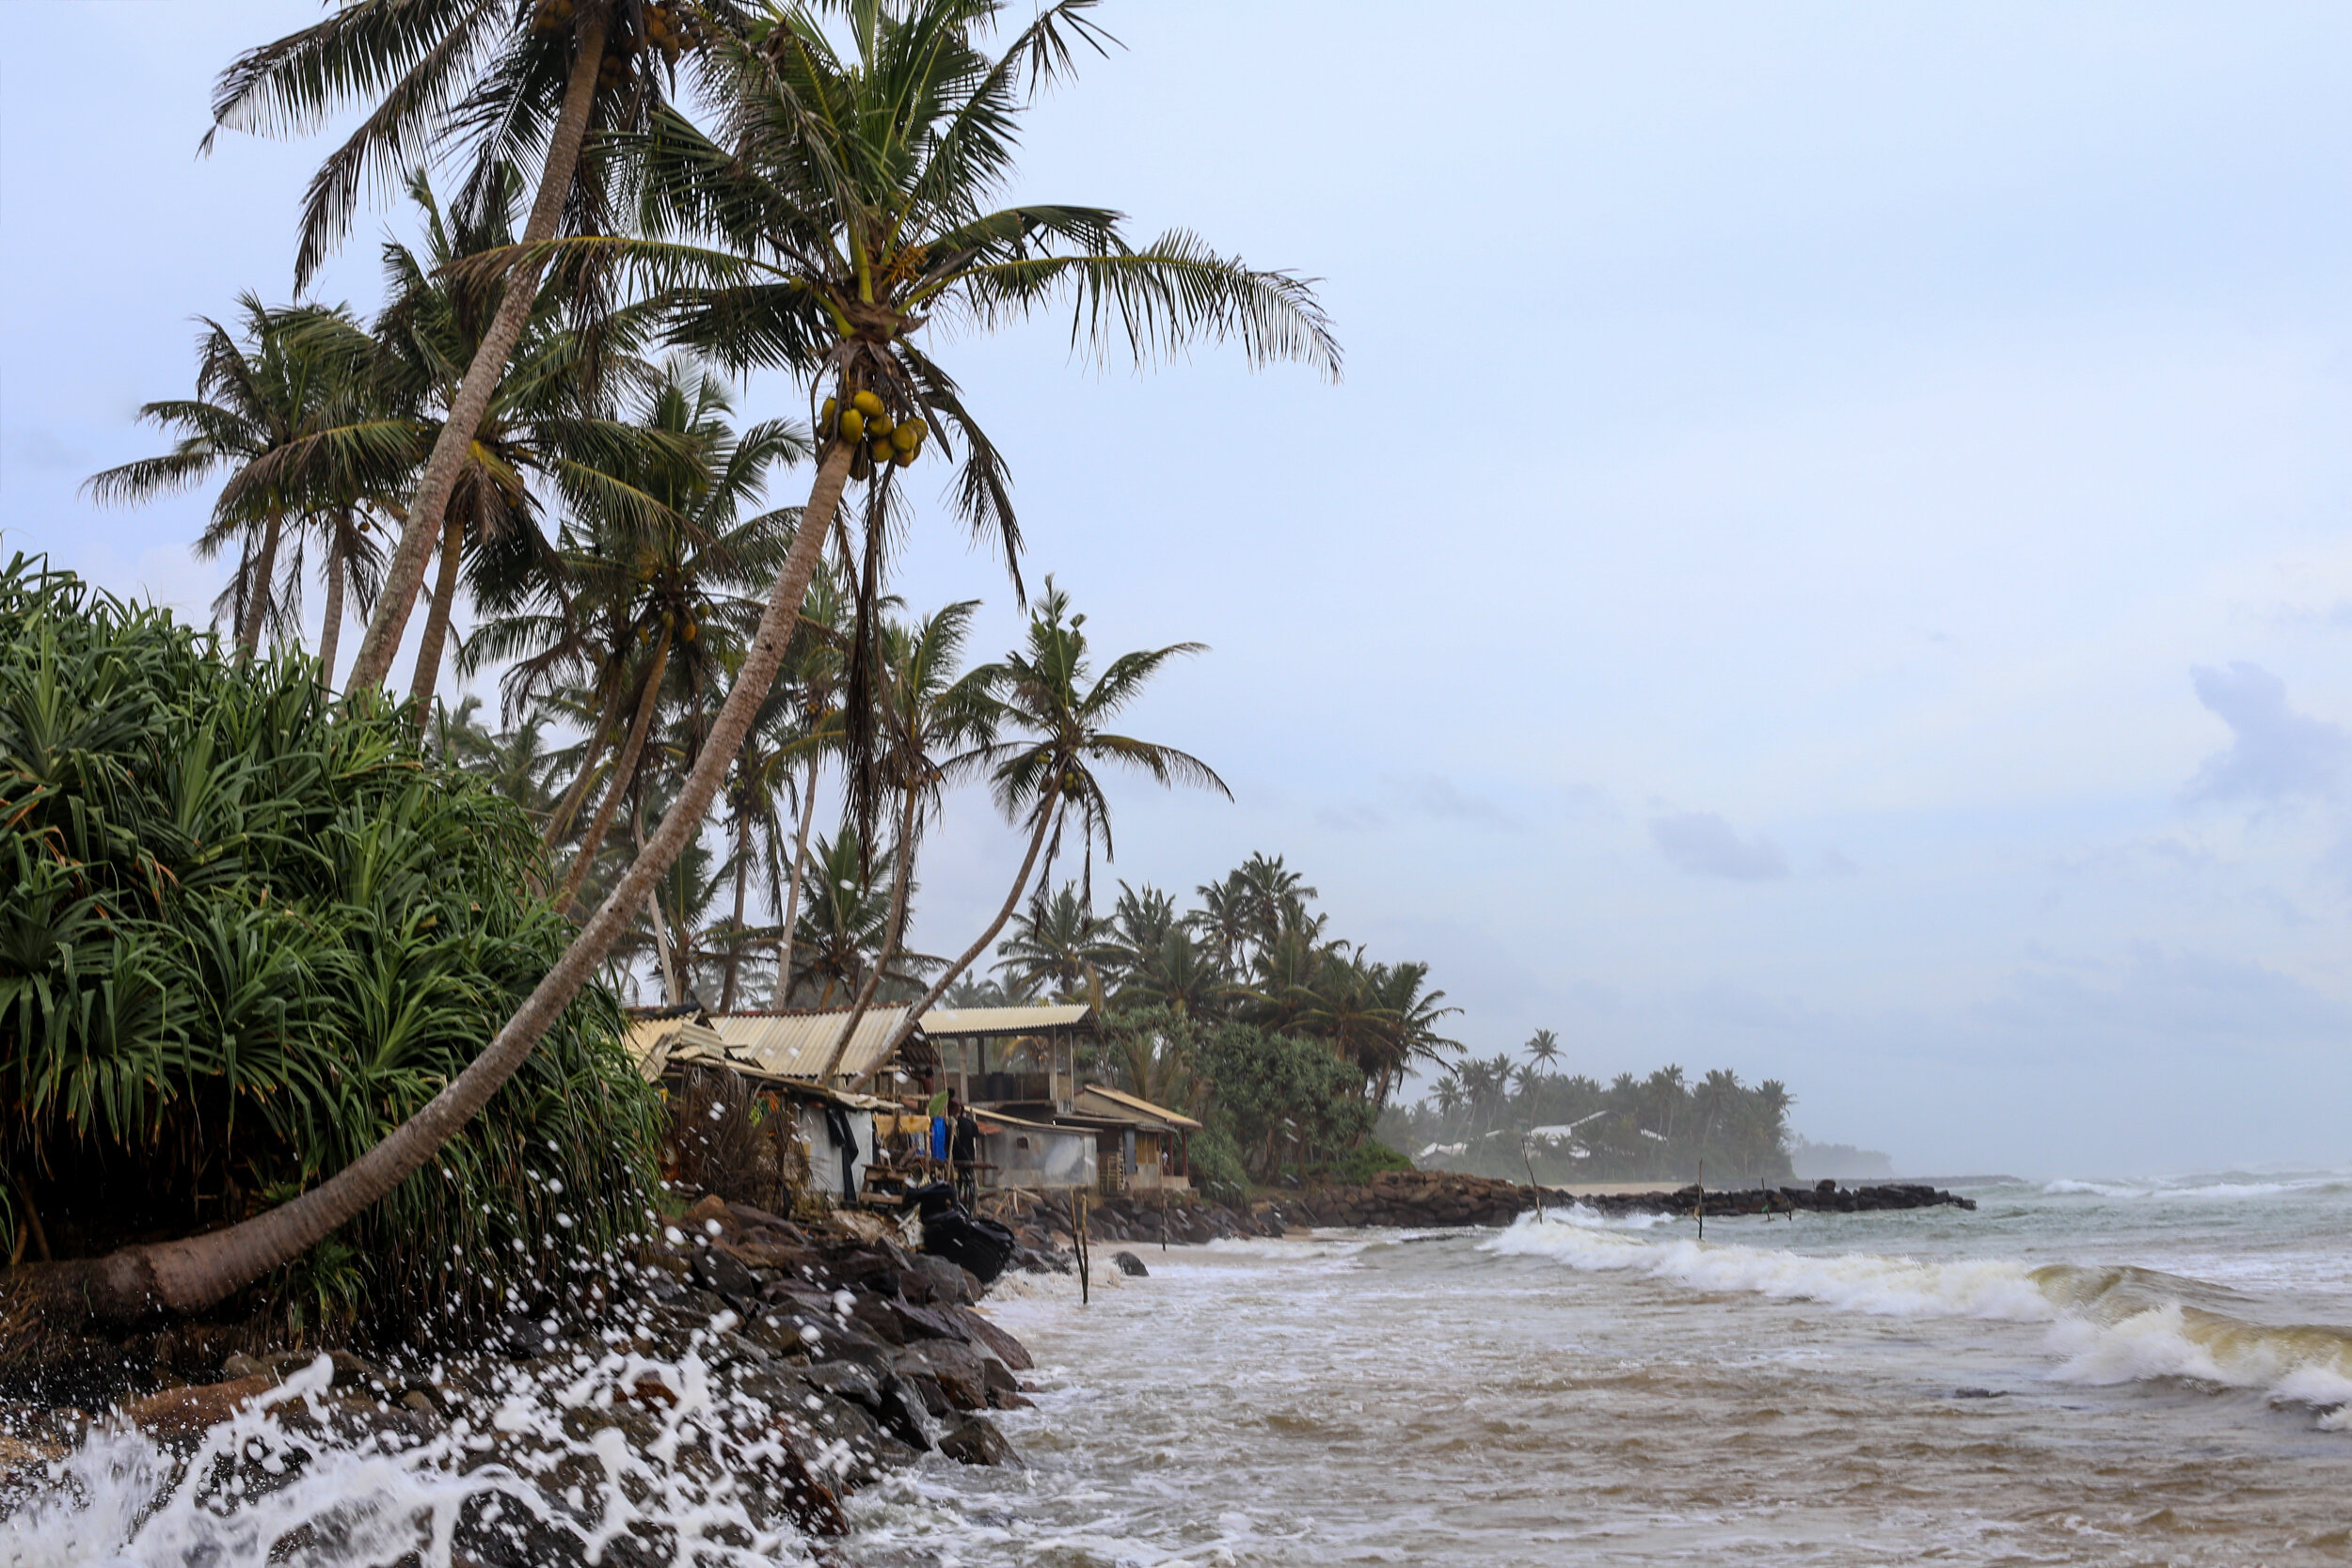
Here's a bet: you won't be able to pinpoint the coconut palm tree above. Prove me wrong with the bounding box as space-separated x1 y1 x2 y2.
1524 1027 1563 1073
816 599 998 1081
881 580 1230 1053
371 166 679 717
85 296 397 658
467 359 802 911
208 0 744 699
71 0 1329 1330
992 883 1119 1002
768 562 851 1006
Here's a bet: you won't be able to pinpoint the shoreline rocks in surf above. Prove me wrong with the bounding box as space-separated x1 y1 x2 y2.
1270 1170 1978 1229
0 1191 1042 1554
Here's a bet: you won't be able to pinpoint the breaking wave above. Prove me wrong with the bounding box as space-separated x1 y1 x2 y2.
1491 1214 2352 1426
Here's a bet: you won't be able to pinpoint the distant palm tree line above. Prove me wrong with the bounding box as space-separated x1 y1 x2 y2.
1383 1049 1797 1185
945 852 1463 1113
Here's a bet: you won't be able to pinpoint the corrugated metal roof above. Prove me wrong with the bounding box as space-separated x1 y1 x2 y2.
704 1006 917 1081
625 1018 729 1082
1073 1083 1203 1132
922 1004 1095 1036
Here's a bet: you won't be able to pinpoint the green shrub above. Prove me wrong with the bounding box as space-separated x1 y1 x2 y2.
1329 1139 1413 1185
0 558 660 1342
1184 1125 1253 1202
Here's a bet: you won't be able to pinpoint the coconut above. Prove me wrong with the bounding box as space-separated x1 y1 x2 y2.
819 396 837 428
839 409 865 440
890 422 920 453
892 448 917 467
866 418 895 444
683 621 698 641
851 389 885 418
868 436 895 463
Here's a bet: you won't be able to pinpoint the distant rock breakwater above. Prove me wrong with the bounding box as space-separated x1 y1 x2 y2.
1269 1170 1978 1229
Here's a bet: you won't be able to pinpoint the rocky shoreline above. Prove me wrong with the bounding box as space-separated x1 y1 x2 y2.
1 1194 1057 1557
1248 1170 1977 1231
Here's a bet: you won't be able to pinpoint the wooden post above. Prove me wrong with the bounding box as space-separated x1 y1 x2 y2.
1075 1190 1091 1306
1160 1186 1169 1251
1694 1159 1705 1242
1519 1132 1546 1224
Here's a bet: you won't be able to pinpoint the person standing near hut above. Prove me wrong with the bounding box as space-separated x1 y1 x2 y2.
951 1099 981 1205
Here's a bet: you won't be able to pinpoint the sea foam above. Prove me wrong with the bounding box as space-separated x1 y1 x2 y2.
1491 1213 2352 1426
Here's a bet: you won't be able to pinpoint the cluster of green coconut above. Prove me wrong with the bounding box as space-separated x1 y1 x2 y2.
531 0 698 71
821 388 930 480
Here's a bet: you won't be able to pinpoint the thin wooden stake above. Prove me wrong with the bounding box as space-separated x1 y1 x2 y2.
1519 1132 1546 1224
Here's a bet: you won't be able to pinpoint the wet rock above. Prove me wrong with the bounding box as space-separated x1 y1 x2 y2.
1112 1251 1149 1277
947 1306 1033 1372
120 1372 281 1438
938 1415 1022 1468
690 1244 764 1305
980 1357 1032 1410
914 1253 977 1306
874 1370 945 1451
897 1340 988 1412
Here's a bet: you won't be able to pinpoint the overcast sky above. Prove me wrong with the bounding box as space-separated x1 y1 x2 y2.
9 3 2352 1179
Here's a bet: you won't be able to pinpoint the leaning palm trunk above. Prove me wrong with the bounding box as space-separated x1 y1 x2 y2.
720 806 753 1011
24 438 855 1327
316 517 347 689
545 676 632 848
771 756 820 1006
344 19 606 697
853 783 1060 1091
815 784 920 1084
559 627 673 915
406 515 466 726
237 513 284 657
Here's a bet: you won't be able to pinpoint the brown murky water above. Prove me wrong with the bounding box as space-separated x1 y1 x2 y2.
844 1178 2352 1565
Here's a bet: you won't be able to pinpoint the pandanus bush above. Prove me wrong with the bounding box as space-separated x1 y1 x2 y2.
0 557 660 1347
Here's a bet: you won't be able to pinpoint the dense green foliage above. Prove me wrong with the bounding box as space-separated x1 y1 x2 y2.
0 560 660 1337
1379 1057 1794 1185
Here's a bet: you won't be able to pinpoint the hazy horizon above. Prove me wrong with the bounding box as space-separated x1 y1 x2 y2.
8 3 2352 1179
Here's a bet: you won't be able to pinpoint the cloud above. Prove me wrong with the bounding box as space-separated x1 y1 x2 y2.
1815 847 1860 877
2183 661 2351 804
1315 802 1385 832
1648 811 1790 881
7 427 90 474
1387 773 1523 832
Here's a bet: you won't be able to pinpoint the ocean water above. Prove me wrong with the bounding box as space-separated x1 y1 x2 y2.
8 1171 2352 1565
852 1170 2352 1565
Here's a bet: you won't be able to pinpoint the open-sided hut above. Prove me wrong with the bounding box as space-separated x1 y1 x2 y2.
923 1004 1097 1114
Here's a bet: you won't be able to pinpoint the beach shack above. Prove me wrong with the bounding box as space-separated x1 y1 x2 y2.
972 1106 1097 1192
1059 1084 1201 1196
630 1006 928 1205
922 1004 1097 1114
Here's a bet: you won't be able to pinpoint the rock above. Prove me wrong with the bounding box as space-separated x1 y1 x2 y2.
947 1305 1033 1371
875 1370 944 1451
684 1192 735 1232
938 1416 1022 1468
798 1359 882 1409
1112 1251 1149 1277
690 1244 764 1305
914 1254 977 1306
120 1372 282 1439
219 1352 270 1382
723 1200 803 1239
897 1339 988 1412
979 1357 1032 1410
